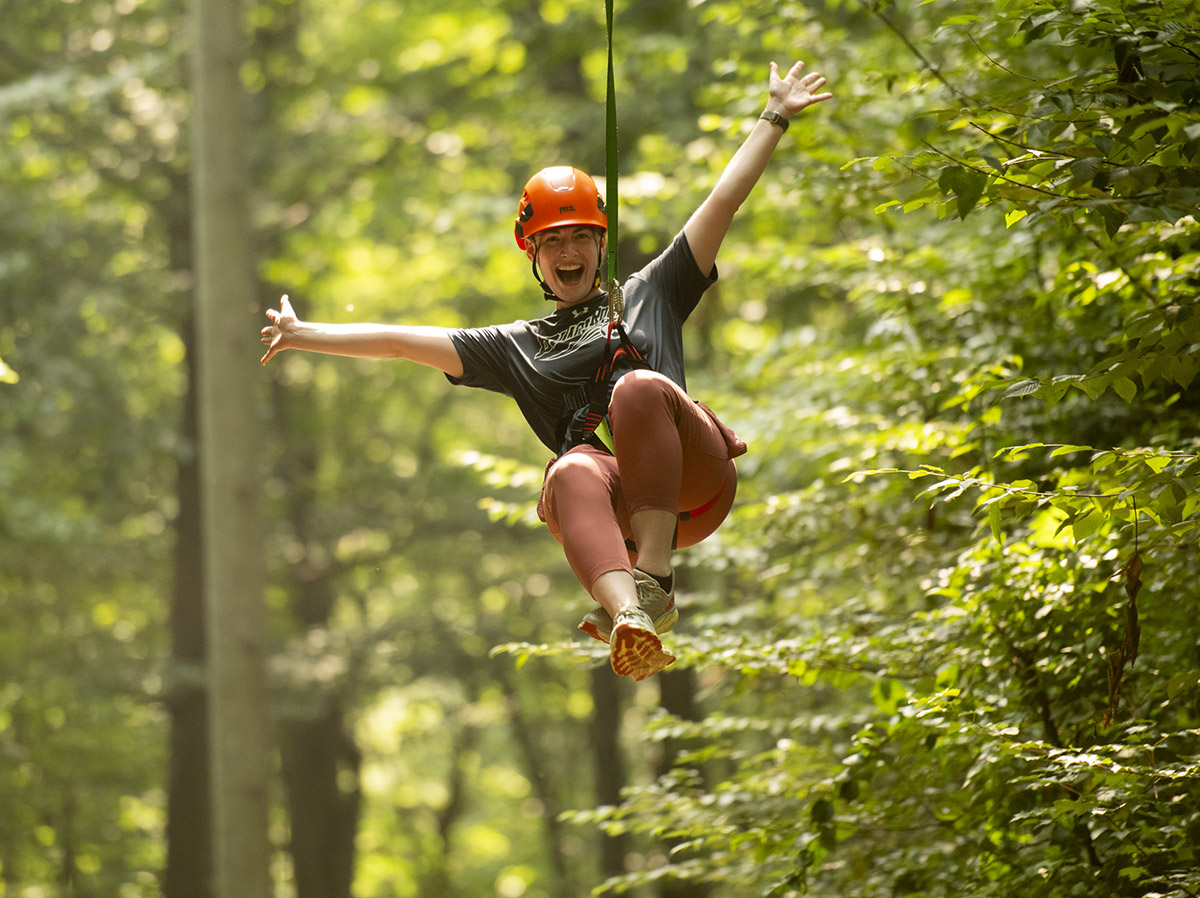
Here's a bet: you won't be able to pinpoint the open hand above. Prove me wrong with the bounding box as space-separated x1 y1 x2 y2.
769 60 833 117
260 294 298 365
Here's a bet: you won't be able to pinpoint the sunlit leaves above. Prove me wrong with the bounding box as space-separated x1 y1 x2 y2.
578 2 1200 897
5 0 1200 894
853 441 1200 552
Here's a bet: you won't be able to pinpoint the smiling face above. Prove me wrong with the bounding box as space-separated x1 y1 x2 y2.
526 225 606 308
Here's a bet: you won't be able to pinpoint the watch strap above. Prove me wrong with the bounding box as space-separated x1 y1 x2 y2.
759 110 789 132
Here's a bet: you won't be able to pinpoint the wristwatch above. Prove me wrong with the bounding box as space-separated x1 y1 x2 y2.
759 110 789 132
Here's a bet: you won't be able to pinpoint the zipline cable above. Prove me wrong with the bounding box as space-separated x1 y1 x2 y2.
604 0 622 323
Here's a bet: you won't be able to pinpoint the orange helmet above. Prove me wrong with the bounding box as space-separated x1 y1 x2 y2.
514 166 607 250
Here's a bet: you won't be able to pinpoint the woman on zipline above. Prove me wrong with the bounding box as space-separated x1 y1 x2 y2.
260 59 832 681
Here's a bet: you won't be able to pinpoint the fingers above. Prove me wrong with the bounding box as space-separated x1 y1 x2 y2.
264 294 294 322
260 294 293 365
771 60 805 80
775 60 807 82
773 61 832 101
260 331 285 365
785 62 832 105
260 331 277 365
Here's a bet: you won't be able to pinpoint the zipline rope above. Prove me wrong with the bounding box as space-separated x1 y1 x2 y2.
604 0 622 323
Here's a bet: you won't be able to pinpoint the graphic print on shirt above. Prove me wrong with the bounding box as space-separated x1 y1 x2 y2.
532 301 611 363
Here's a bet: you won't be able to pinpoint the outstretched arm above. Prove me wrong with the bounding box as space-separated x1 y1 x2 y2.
682 60 832 276
260 295 464 379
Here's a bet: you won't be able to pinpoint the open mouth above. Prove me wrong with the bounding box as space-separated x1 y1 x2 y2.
556 264 585 287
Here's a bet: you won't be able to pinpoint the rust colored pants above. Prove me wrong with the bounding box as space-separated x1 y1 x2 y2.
539 370 741 591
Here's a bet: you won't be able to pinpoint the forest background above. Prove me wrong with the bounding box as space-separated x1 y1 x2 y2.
1 0 1198 896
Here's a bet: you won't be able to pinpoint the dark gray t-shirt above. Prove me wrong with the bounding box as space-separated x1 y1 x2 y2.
447 232 717 455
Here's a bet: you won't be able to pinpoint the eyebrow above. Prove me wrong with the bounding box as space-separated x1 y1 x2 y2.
544 227 594 240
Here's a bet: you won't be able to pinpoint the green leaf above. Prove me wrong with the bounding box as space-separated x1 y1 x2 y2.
811 798 834 825
1068 157 1103 184
1070 509 1105 541
1003 378 1041 399
908 468 939 479
1049 444 1094 457
838 778 861 802
1112 376 1138 403
1167 671 1199 700
1142 455 1171 474
951 167 987 219
1096 203 1129 237
1005 208 1029 228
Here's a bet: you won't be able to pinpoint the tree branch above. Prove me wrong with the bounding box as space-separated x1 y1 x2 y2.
873 7 978 103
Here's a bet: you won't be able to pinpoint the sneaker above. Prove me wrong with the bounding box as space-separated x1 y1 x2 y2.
609 606 676 680
578 570 679 645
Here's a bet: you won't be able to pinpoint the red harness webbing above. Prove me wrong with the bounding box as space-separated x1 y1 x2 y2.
679 477 728 522
564 314 649 452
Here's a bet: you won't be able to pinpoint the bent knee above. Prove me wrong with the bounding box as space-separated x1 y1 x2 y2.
544 450 613 502
611 369 681 410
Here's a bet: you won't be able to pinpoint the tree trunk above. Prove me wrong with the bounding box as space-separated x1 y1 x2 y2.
591 667 628 879
270 397 364 898
495 662 572 895
279 707 361 898
189 0 271 893
165 315 213 898
657 666 713 898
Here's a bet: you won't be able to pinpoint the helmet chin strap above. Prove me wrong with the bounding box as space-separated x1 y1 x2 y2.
594 231 606 290
531 255 558 302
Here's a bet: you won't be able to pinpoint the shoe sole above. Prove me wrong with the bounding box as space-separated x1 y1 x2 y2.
610 622 676 680
580 606 679 645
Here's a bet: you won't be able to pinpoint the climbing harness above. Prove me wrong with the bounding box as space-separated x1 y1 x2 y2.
564 319 649 452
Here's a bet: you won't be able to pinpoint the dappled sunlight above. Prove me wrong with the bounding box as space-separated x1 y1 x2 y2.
4 0 1198 895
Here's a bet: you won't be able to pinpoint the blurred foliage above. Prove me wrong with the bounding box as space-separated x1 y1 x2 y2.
2 0 1198 896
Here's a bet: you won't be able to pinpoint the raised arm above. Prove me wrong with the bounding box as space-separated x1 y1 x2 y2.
682 60 832 276
260 295 464 379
